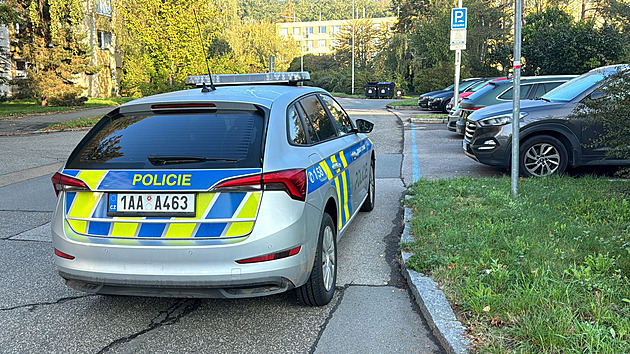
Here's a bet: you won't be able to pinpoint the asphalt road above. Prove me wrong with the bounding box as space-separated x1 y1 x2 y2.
0 99 445 353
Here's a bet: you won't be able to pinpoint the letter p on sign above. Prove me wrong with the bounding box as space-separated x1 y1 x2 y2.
451 8 467 30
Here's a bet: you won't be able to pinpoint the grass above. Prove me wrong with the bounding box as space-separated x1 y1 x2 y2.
331 92 365 98
386 99 417 107
0 97 135 118
412 114 447 119
405 176 630 352
45 116 104 130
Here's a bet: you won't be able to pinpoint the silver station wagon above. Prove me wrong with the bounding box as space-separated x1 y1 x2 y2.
50 72 375 306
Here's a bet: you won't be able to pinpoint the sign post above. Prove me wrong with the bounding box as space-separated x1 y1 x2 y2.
450 5 467 107
511 0 522 198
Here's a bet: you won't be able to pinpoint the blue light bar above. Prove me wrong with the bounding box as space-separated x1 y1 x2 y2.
185 72 311 87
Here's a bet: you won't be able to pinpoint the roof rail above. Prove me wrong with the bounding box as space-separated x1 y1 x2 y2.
185 72 311 87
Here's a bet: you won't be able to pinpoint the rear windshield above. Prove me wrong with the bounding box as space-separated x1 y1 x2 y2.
466 82 502 100
66 110 265 169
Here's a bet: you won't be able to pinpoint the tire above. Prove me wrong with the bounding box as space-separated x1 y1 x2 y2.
296 213 337 306
519 135 568 177
360 160 375 212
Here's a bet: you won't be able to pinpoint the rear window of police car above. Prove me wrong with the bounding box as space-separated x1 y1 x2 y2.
66 110 264 169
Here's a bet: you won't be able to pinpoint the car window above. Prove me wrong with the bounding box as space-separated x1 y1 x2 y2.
498 84 533 100
320 94 353 136
534 84 546 98
299 95 337 141
66 111 264 169
295 103 320 143
287 105 308 145
544 82 564 93
467 82 498 100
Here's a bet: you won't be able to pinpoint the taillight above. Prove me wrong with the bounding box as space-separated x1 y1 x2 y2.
215 169 306 201
54 248 75 260
51 172 89 196
468 106 484 111
236 246 301 264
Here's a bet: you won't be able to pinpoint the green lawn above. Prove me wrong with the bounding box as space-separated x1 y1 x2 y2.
405 176 630 352
386 99 418 107
0 97 135 118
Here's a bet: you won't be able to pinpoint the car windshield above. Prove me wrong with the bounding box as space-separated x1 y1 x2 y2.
468 79 492 92
541 71 605 102
459 80 479 91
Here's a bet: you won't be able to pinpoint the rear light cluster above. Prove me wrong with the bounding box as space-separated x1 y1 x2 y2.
215 169 306 201
51 172 89 196
236 246 301 264
54 248 75 260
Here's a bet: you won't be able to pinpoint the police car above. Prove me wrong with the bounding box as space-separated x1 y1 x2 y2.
50 72 375 306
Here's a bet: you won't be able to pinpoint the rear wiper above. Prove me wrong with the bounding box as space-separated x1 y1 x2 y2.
147 155 237 166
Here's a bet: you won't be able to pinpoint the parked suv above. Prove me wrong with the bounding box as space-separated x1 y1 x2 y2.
456 75 576 135
463 65 630 177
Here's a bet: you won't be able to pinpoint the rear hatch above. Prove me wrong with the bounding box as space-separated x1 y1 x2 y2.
55 104 266 241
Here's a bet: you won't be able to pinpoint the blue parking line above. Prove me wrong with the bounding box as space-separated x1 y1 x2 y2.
410 122 422 182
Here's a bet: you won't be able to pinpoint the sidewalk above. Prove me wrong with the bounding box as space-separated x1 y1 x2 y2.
0 107 113 135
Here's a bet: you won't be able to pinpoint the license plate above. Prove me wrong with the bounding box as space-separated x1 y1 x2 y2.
107 193 196 217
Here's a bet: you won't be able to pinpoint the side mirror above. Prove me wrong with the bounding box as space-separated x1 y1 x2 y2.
355 118 374 133
590 91 605 100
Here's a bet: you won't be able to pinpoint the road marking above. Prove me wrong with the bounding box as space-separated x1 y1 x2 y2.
410 123 422 181
0 162 63 188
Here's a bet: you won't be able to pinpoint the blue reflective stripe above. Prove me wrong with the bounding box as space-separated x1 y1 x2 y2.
137 223 167 238
87 221 111 236
65 192 76 214
205 193 246 219
194 223 227 238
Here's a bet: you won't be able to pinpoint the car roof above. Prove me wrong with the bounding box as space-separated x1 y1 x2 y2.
493 75 577 85
119 84 327 113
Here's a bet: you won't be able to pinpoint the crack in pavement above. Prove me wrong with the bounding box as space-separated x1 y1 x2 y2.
0 294 96 312
308 288 345 354
97 299 201 354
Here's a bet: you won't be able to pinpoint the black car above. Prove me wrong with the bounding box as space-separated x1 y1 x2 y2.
427 78 485 113
456 75 576 135
463 65 630 177
418 84 454 108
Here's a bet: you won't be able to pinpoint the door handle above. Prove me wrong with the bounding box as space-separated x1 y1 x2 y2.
332 162 342 171
350 152 359 159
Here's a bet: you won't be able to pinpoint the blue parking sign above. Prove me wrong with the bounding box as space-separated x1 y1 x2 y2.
451 8 467 29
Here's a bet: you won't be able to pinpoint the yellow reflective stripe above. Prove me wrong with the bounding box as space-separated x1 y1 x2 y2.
111 219 141 237
319 161 333 180
341 171 350 221
330 155 338 172
236 192 260 219
77 170 106 190
225 222 254 237
164 223 196 238
67 192 100 219
339 151 348 168
334 176 342 230
68 220 87 234
195 192 215 219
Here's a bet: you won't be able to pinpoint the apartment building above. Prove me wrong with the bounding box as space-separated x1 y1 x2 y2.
277 17 396 56
0 0 120 98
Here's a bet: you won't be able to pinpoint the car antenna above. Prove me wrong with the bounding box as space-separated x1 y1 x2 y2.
193 8 216 92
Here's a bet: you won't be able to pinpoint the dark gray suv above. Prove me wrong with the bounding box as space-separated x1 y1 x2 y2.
463 65 630 177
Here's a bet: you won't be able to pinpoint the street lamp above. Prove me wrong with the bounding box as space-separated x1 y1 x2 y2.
280 15 304 72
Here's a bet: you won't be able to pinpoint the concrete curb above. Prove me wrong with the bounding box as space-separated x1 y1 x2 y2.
386 108 447 124
400 196 471 354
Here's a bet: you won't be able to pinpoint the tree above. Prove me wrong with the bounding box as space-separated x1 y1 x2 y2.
334 17 387 69
21 0 96 106
571 68 630 177
522 8 626 75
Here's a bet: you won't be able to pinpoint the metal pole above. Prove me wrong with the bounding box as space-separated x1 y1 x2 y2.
511 0 522 198
351 0 355 95
453 0 463 104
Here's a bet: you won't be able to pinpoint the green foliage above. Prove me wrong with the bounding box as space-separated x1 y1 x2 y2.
334 17 388 69
406 176 630 352
570 68 630 177
522 8 627 75
238 0 392 22
21 0 96 106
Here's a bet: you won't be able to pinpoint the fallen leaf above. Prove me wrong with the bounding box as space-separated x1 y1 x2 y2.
483 306 490 312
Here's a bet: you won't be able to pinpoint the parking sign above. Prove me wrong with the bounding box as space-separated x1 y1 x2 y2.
451 8 467 29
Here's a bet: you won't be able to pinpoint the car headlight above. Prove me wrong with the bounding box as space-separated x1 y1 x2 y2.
478 113 527 127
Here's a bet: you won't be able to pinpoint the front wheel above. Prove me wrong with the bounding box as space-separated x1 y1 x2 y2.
296 213 337 306
519 135 568 177
360 160 375 212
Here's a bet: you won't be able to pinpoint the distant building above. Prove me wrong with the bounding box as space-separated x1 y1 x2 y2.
277 17 397 56
0 0 121 99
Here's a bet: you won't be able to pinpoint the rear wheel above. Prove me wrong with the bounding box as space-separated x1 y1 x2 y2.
360 160 375 212
296 213 337 306
519 135 568 177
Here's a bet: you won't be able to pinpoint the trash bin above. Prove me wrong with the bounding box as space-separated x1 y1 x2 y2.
364 82 378 98
377 82 395 99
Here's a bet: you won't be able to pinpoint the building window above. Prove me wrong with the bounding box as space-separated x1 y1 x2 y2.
305 27 314 35
331 39 340 48
318 26 326 34
293 27 301 35
318 39 326 48
279 28 288 36
95 0 112 16
306 40 313 48
331 26 341 34
97 31 112 50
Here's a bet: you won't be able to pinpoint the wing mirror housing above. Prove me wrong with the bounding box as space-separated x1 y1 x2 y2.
355 118 374 133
